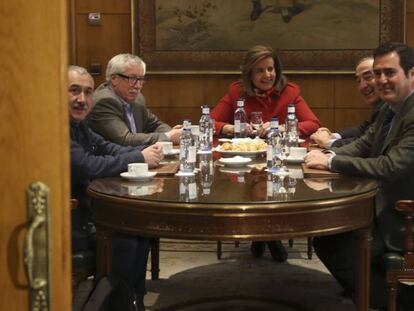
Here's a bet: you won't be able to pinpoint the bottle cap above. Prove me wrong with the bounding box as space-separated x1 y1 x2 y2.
183 119 192 128
270 117 279 128
202 106 210 114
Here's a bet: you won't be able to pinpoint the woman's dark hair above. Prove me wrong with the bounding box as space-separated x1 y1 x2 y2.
240 45 287 97
374 42 414 75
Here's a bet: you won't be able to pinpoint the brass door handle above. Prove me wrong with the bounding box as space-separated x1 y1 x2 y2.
25 182 51 310
24 213 47 290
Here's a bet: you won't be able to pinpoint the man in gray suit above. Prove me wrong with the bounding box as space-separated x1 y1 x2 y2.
311 56 384 148
88 53 182 146
305 42 414 310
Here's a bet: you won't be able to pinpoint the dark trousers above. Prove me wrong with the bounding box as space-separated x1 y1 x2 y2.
313 228 388 309
111 235 149 300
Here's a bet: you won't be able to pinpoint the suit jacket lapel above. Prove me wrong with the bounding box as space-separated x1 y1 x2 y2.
380 93 414 154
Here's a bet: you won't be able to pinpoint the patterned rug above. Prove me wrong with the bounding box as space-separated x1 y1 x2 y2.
145 240 355 311
155 296 311 311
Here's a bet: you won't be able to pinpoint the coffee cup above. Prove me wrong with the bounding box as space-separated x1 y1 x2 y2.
289 147 307 159
158 141 173 154
128 163 148 175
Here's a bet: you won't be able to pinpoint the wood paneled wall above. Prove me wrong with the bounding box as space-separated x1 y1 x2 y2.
71 0 414 132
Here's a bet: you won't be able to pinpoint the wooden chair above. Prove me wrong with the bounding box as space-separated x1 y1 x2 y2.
386 200 414 311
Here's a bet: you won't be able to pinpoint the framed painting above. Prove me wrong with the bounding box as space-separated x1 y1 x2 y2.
134 0 405 73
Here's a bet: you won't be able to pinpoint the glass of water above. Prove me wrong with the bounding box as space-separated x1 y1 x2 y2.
250 111 263 136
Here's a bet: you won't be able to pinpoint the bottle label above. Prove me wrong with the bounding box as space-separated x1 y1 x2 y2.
234 120 241 132
267 145 273 161
240 122 246 133
188 146 197 163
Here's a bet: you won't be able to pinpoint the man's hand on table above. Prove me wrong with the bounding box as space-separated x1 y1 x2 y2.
142 144 164 168
304 150 331 170
310 128 335 149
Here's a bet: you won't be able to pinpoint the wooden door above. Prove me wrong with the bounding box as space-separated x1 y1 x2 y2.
0 0 71 310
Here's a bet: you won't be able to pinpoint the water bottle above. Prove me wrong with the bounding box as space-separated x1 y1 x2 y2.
266 118 283 171
179 120 196 173
199 105 213 152
199 152 214 195
234 98 247 138
286 104 299 147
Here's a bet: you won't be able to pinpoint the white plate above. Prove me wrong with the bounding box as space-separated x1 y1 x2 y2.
164 149 180 156
284 157 304 164
214 147 266 157
219 166 252 174
120 171 157 181
218 156 252 167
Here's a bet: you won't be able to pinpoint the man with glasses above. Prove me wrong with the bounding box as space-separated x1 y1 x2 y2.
311 56 384 149
88 53 182 146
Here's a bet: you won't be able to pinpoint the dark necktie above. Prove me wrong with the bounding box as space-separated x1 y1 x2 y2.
378 108 395 149
124 104 137 133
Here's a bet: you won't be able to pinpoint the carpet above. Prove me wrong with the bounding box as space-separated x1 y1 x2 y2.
144 240 356 311
155 296 311 311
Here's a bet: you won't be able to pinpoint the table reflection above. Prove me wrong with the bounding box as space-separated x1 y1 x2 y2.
121 179 164 197
199 152 214 195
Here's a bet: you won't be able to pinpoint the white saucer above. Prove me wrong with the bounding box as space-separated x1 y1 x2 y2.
120 171 157 181
197 150 213 154
218 156 252 167
219 166 252 174
164 149 180 156
175 171 196 177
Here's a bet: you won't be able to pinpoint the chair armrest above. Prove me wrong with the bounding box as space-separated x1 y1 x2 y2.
395 200 414 269
70 199 79 210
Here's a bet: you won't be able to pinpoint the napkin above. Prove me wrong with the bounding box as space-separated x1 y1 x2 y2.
301 163 340 178
150 162 180 175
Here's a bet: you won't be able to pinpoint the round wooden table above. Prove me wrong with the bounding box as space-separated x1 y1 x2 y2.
88 161 377 311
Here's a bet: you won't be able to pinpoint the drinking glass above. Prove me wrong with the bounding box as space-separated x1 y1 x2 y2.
250 111 263 136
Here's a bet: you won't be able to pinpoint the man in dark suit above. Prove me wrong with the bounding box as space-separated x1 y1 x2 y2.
87 53 182 146
311 56 384 148
305 42 414 310
69 65 163 310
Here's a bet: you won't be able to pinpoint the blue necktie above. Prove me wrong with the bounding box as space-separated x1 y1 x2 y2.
125 104 137 134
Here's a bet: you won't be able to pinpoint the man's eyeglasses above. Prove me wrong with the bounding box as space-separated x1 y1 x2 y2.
116 73 147 85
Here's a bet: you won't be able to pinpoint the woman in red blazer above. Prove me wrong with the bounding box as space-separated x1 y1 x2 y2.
211 45 320 137
212 45 321 262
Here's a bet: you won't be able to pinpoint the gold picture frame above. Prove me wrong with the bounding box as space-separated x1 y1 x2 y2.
135 0 405 73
